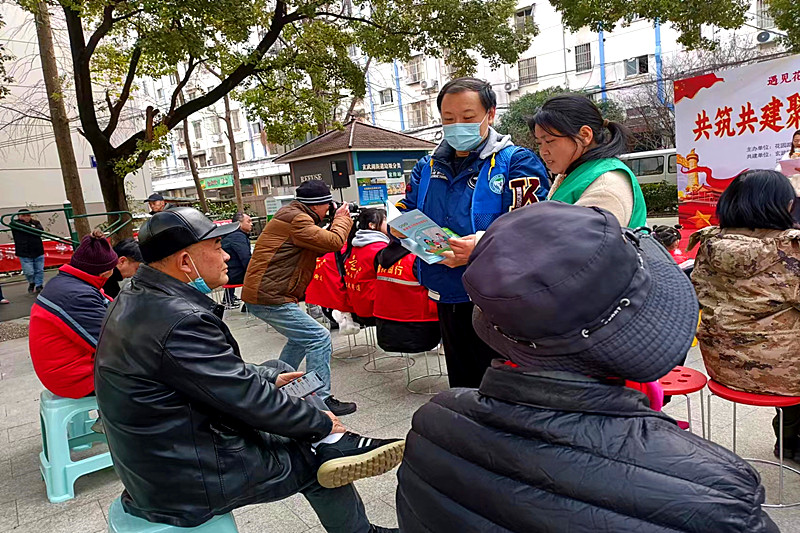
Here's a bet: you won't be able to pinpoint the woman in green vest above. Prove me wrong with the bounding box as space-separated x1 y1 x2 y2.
529 95 647 227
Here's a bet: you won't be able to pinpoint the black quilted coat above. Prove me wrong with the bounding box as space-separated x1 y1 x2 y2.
397 364 779 533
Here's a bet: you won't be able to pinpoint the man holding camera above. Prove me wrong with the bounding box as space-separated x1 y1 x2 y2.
243 180 357 416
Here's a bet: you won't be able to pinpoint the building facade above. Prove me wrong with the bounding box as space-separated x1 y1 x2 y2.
354 0 783 142
0 3 152 244
138 69 295 211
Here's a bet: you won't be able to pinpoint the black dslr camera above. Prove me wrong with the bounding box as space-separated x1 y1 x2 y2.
326 201 361 220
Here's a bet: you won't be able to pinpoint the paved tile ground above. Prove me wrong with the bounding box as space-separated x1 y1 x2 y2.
1 307 799 532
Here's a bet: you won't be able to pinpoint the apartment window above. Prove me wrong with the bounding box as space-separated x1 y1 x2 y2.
209 146 227 165
757 0 775 28
170 72 180 84
518 57 538 85
235 141 245 161
624 55 649 77
207 117 221 135
156 88 164 100
575 43 592 72
187 89 198 100
192 120 203 139
251 122 263 135
515 6 534 32
406 101 429 129
380 89 394 105
174 127 185 144
406 56 424 83
231 110 241 131
194 154 207 168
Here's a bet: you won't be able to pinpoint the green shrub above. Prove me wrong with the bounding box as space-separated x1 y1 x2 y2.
641 181 678 215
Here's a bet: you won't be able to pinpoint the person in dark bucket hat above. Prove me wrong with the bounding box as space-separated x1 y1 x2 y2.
396 202 778 533
465 201 697 382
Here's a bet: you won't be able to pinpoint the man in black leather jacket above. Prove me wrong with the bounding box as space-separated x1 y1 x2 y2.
397 202 779 533
95 207 403 532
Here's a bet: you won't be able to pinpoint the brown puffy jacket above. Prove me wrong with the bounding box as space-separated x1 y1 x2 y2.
690 226 800 395
242 201 353 306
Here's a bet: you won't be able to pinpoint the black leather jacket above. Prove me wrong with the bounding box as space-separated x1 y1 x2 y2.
95 265 333 527
397 363 779 533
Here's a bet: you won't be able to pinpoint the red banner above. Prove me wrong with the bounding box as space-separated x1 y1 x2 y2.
0 241 75 273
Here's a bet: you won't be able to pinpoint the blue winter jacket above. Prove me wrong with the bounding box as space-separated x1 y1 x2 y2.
396 129 549 303
221 229 252 285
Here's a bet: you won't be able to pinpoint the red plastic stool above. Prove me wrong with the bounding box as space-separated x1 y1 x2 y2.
658 366 708 437
707 379 800 508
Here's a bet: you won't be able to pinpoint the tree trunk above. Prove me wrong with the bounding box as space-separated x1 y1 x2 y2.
176 80 207 213
33 0 91 240
183 119 207 212
223 94 243 211
96 160 133 242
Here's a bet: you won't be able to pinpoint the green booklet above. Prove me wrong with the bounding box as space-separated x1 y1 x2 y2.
389 209 459 264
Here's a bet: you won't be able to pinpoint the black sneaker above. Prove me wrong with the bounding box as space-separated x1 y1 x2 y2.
316 431 405 488
324 396 357 416
240 303 247 313
369 526 399 533
28 283 35 293
35 286 43 293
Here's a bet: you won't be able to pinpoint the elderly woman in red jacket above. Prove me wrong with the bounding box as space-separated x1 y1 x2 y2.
29 230 118 398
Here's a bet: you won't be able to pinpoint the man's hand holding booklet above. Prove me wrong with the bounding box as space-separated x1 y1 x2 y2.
388 208 460 264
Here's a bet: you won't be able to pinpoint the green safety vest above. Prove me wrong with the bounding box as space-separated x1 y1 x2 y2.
550 158 647 228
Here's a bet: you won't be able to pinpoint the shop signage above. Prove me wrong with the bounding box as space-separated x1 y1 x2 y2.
201 174 233 189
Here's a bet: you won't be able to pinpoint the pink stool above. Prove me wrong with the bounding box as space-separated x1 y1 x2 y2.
658 366 708 437
707 379 800 507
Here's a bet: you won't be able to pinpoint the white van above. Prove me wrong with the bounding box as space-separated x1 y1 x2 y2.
619 149 677 186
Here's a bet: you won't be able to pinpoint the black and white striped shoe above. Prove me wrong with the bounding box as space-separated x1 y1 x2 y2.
315 431 405 489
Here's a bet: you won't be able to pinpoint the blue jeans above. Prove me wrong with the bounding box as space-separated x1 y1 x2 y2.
19 255 45 287
248 303 332 400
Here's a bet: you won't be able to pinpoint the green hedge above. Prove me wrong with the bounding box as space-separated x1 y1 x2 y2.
641 181 678 216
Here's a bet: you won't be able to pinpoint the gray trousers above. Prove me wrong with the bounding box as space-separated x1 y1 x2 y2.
256 360 371 533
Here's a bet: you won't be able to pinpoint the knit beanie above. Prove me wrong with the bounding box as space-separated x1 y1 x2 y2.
295 180 333 205
70 230 119 275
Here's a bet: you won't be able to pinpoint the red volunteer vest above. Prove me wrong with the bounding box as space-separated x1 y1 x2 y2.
344 242 387 318
304 250 353 312
373 254 438 322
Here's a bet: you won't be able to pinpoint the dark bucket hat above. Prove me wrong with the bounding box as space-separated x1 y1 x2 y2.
463 202 699 383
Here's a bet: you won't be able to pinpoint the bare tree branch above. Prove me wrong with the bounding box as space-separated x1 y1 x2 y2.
103 46 141 137
168 56 196 117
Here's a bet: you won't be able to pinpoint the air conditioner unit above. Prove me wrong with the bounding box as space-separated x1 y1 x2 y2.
211 134 221 143
420 79 439 91
757 30 778 45
191 141 201 149
504 81 519 92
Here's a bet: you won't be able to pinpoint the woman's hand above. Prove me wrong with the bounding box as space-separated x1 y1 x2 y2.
439 235 477 268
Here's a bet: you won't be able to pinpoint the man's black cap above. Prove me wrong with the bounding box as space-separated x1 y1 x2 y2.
138 207 239 263
295 180 333 205
145 193 165 203
112 238 144 263
463 202 698 383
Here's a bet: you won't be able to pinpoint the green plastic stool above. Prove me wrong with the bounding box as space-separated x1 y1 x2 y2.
39 390 113 503
108 498 239 532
